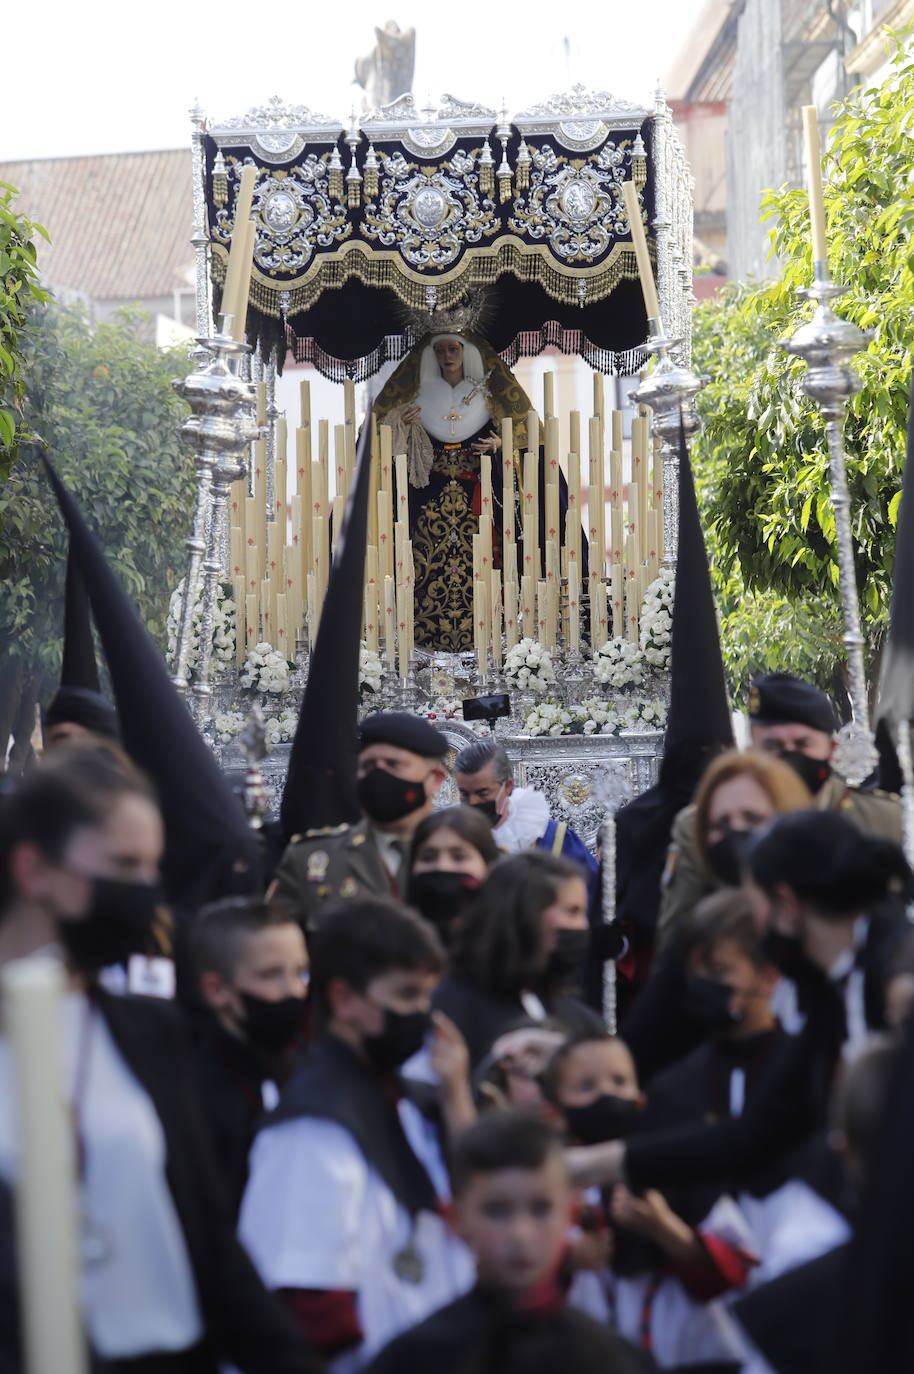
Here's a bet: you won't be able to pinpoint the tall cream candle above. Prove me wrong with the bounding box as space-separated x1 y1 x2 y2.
569 410 581 466
232 575 247 665
2 959 87 1374
622 179 660 323
490 569 503 670
801 105 828 266
566 449 581 567
523 450 540 578
520 575 535 639
543 371 555 419
245 593 258 649
504 579 519 649
395 452 409 526
384 575 397 667
610 566 624 637
568 561 581 653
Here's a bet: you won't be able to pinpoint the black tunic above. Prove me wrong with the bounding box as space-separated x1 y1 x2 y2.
363 1284 656 1374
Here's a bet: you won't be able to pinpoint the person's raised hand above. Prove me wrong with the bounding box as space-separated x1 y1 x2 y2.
402 404 422 424
429 1010 470 1096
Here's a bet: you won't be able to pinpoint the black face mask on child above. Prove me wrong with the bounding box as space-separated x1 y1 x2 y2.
239 991 306 1055
363 1007 431 1073
407 870 480 939
680 974 741 1034
564 1094 643 1146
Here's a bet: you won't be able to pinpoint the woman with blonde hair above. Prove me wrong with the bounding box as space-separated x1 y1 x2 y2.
692 749 812 888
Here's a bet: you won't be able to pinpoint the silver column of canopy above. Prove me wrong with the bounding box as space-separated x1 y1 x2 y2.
781 269 877 787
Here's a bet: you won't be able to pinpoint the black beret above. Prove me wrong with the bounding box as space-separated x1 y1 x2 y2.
358 711 449 759
747 672 838 735
44 686 120 741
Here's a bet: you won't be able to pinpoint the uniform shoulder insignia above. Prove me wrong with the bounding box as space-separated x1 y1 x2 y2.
289 834 303 845
873 788 900 801
303 823 351 838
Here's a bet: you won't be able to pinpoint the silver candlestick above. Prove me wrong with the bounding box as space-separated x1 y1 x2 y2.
599 815 618 1035
781 267 877 786
632 319 705 568
172 325 259 723
239 705 270 830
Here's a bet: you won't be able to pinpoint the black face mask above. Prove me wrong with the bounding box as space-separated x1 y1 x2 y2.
357 768 427 825
544 927 590 990
363 1007 431 1073
780 750 832 796
564 1093 643 1146
707 829 754 886
469 799 500 826
407 870 480 940
681 974 740 1034
239 991 306 1055
57 876 166 973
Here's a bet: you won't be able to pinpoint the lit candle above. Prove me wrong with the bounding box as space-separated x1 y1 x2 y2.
622 180 661 324
802 105 828 267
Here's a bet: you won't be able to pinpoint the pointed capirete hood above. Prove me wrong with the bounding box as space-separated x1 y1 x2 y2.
44 544 121 743
876 370 914 735
42 459 260 910
280 416 373 839
614 415 733 942
60 545 101 691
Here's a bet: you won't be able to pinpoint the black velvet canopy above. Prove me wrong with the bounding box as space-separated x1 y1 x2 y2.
203 95 657 378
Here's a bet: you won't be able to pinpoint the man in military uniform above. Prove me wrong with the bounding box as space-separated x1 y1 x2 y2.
269 712 450 931
657 672 901 941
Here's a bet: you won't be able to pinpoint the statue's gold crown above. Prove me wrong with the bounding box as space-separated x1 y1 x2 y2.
400 289 489 339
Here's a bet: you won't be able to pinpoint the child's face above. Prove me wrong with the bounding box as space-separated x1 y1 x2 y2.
456 1156 572 1292
693 937 777 1036
557 1040 640 1108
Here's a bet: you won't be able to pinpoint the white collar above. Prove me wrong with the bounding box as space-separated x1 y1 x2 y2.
414 376 491 443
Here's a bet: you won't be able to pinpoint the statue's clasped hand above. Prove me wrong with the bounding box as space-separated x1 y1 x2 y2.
470 430 502 455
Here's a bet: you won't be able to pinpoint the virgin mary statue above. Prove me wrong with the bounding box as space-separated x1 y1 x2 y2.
373 331 533 653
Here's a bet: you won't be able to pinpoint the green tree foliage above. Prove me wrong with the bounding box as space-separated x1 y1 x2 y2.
0 303 194 766
0 182 50 473
692 37 914 704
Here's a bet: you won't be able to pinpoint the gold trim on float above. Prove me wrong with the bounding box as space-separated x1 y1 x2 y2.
212 237 651 320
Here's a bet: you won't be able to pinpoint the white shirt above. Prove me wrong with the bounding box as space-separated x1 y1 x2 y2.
494 787 551 853
239 1098 474 1369
0 993 202 1357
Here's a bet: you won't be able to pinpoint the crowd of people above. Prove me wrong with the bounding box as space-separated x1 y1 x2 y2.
0 660 912 1374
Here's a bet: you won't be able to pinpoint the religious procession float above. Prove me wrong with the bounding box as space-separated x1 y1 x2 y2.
166 85 876 844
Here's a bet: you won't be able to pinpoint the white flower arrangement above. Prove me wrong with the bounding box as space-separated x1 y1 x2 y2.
593 636 646 689
523 697 666 738
262 709 298 745
166 577 236 676
503 638 556 695
207 710 247 744
359 642 383 696
639 567 675 671
239 643 295 698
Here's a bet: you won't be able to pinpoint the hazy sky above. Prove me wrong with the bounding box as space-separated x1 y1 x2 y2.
5 1 705 162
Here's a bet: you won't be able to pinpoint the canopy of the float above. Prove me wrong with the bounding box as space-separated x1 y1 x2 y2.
203 86 692 379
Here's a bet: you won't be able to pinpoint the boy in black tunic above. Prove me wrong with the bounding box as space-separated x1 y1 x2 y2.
365 1110 654 1374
